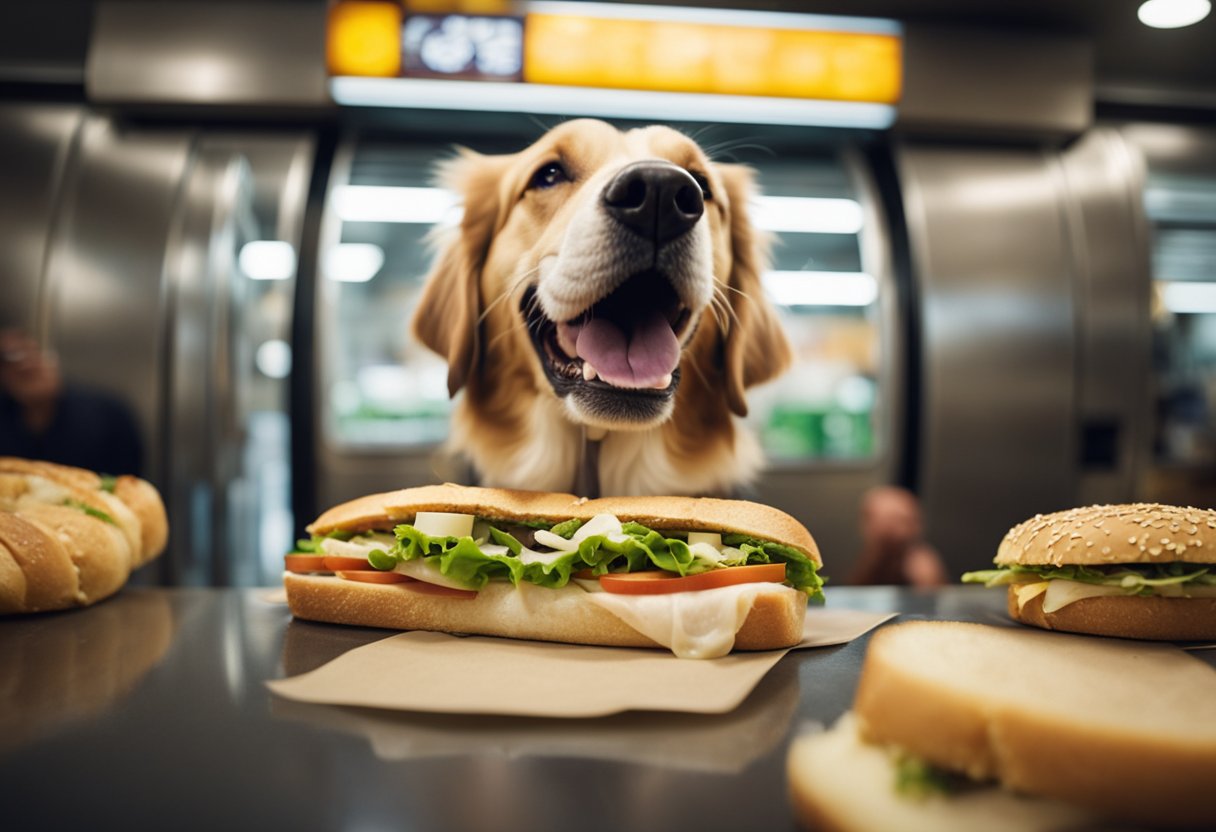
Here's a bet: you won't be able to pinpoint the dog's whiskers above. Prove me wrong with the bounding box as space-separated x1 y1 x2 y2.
710 286 741 332
479 265 543 328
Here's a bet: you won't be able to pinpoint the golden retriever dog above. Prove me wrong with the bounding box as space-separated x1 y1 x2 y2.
412 119 790 497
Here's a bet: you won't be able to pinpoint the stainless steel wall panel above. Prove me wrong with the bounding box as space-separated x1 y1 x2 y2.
0 104 83 330
40 118 193 484
1058 129 1153 505
160 149 255 585
900 144 1077 571
899 25 1092 140
87 1 328 108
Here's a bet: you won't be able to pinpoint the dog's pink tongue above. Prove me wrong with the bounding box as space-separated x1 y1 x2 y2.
576 313 679 389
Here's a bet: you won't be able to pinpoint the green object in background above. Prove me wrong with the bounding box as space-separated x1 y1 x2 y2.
763 404 873 460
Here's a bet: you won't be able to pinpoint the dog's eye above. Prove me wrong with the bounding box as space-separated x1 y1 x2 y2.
528 161 570 190
689 171 712 201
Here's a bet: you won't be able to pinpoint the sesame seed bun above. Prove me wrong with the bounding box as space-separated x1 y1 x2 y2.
995 503 1216 568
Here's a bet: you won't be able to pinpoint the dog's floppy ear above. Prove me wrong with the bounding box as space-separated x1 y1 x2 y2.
717 164 792 417
411 149 508 396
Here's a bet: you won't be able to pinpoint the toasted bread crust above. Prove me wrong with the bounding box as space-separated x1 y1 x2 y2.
0 512 79 612
307 483 820 565
996 503 1216 567
0 458 168 613
283 572 806 652
1007 586 1216 640
854 621 1216 829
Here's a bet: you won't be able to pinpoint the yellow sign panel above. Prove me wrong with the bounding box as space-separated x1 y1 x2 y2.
523 14 902 103
328 1 404 78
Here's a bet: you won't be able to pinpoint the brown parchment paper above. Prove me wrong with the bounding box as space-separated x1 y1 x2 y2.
266 608 894 718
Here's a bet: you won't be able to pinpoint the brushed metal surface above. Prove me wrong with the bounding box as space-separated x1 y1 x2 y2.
0 104 83 331
899 23 1092 140
0 586 1016 832
87 0 328 107
899 143 1077 572
161 146 255 585
1057 128 1153 506
40 116 192 484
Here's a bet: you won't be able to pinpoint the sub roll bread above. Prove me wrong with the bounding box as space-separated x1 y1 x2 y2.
283 483 824 658
962 503 1216 640
0 457 168 613
788 621 1216 831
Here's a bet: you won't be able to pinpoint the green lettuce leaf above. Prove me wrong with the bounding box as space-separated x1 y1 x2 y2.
292 529 354 554
894 754 957 798
962 562 1213 590
386 520 825 597
63 499 116 526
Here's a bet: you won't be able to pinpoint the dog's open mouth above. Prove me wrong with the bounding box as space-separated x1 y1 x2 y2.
523 271 693 398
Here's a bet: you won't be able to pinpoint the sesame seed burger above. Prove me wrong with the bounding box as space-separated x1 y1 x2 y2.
963 503 1216 641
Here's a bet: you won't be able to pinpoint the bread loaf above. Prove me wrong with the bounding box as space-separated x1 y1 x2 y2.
852 621 1216 828
0 457 168 613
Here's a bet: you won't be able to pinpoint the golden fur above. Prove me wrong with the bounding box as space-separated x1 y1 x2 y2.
412 119 790 497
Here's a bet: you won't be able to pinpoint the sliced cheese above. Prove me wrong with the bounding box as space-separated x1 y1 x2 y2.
1013 581 1049 612
689 542 727 565
534 512 628 553
391 557 471 590
413 511 474 538
1014 577 1216 614
481 541 570 566
1041 580 1129 614
584 582 799 659
687 532 722 548
320 534 395 558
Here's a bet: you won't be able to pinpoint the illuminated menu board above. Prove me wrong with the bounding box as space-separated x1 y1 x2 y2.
402 13 525 82
328 2 901 106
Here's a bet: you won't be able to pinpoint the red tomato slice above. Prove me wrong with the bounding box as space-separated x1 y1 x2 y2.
337 570 412 584
599 563 786 595
322 555 374 571
285 554 330 573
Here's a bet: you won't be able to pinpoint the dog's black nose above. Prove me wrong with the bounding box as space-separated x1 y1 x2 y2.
602 161 704 244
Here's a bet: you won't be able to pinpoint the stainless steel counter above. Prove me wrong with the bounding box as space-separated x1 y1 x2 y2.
2 587 1203 831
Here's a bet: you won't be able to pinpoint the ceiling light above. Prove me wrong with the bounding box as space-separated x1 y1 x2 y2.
1159 281 1216 314
330 77 898 130
333 185 462 225
763 271 878 307
751 196 864 234
255 340 292 379
324 243 386 283
1137 0 1211 29
238 240 296 280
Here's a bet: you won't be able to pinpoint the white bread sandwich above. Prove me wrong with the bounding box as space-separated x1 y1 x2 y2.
283 483 824 659
0 457 168 613
788 621 1216 831
962 503 1216 640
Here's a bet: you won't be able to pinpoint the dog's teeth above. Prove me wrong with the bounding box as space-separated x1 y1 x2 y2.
556 323 579 358
654 374 672 389
583 363 598 382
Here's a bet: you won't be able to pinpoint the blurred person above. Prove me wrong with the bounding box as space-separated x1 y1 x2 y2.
0 328 143 475
848 485 949 587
